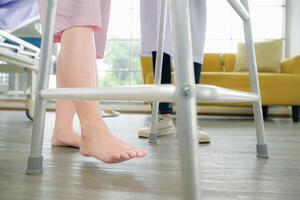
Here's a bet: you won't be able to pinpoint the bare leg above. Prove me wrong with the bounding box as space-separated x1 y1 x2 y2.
51 54 80 148
59 27 147 163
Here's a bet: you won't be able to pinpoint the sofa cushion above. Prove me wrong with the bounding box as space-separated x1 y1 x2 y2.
202 53 224 72
223 53 236 72
234 40 282 73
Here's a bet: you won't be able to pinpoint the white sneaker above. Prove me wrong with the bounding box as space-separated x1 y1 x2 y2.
197 129 211 144
138 117 176 138
138 117 211 144
176 128 210 144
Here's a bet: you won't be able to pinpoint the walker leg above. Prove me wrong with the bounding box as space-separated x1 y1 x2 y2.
253 102 269 158
149 0 169 144
26 0 58 175
241 0 269 158
25 71 33 120
149 103 159 144
170 0 200 199
26 71 37 120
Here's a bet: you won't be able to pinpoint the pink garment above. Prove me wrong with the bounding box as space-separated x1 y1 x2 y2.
38 0 111 59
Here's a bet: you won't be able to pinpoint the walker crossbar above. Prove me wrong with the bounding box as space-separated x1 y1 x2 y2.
40 85 259 103
26 0 269 200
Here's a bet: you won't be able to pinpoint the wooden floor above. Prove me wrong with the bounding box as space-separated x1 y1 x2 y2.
0 110 299 200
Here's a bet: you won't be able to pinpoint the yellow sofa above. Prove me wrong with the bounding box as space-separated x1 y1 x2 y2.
140 53 300 122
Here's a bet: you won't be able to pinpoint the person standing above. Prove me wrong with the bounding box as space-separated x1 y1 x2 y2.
139 0 210 143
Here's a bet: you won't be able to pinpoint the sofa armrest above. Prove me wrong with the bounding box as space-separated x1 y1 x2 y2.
281 55 300 74
141 57 154 84
146 72 175 84
146 73 154 84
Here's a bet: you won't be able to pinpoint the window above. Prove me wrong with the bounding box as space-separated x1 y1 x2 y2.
0 73 8 91
205 0 286 52
98 0 141 87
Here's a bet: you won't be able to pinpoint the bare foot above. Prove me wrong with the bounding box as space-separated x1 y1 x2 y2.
51 128 81 148
80 124 147 164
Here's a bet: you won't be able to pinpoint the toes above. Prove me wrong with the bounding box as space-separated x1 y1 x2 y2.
134 149 147 158
126 151 137 158
110 153 122 162
120 152 130 160
109 152 130 163
132 148 147 158
136 151 146 158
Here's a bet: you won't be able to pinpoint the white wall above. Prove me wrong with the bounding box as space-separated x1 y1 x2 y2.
286 0 300 57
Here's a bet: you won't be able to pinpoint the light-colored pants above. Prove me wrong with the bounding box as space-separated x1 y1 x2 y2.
140 0 207 64
38 0 111 59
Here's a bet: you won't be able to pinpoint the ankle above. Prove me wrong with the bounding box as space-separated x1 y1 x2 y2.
53 126 74 134
79 115 103 127
81 121 109 138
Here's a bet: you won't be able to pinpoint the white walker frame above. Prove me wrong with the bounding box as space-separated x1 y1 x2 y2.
25 0 269 199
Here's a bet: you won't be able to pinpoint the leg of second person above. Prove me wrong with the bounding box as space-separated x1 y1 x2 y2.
137 52 174 138
152 52 210 143
193 62 210 143
152 52 203 115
